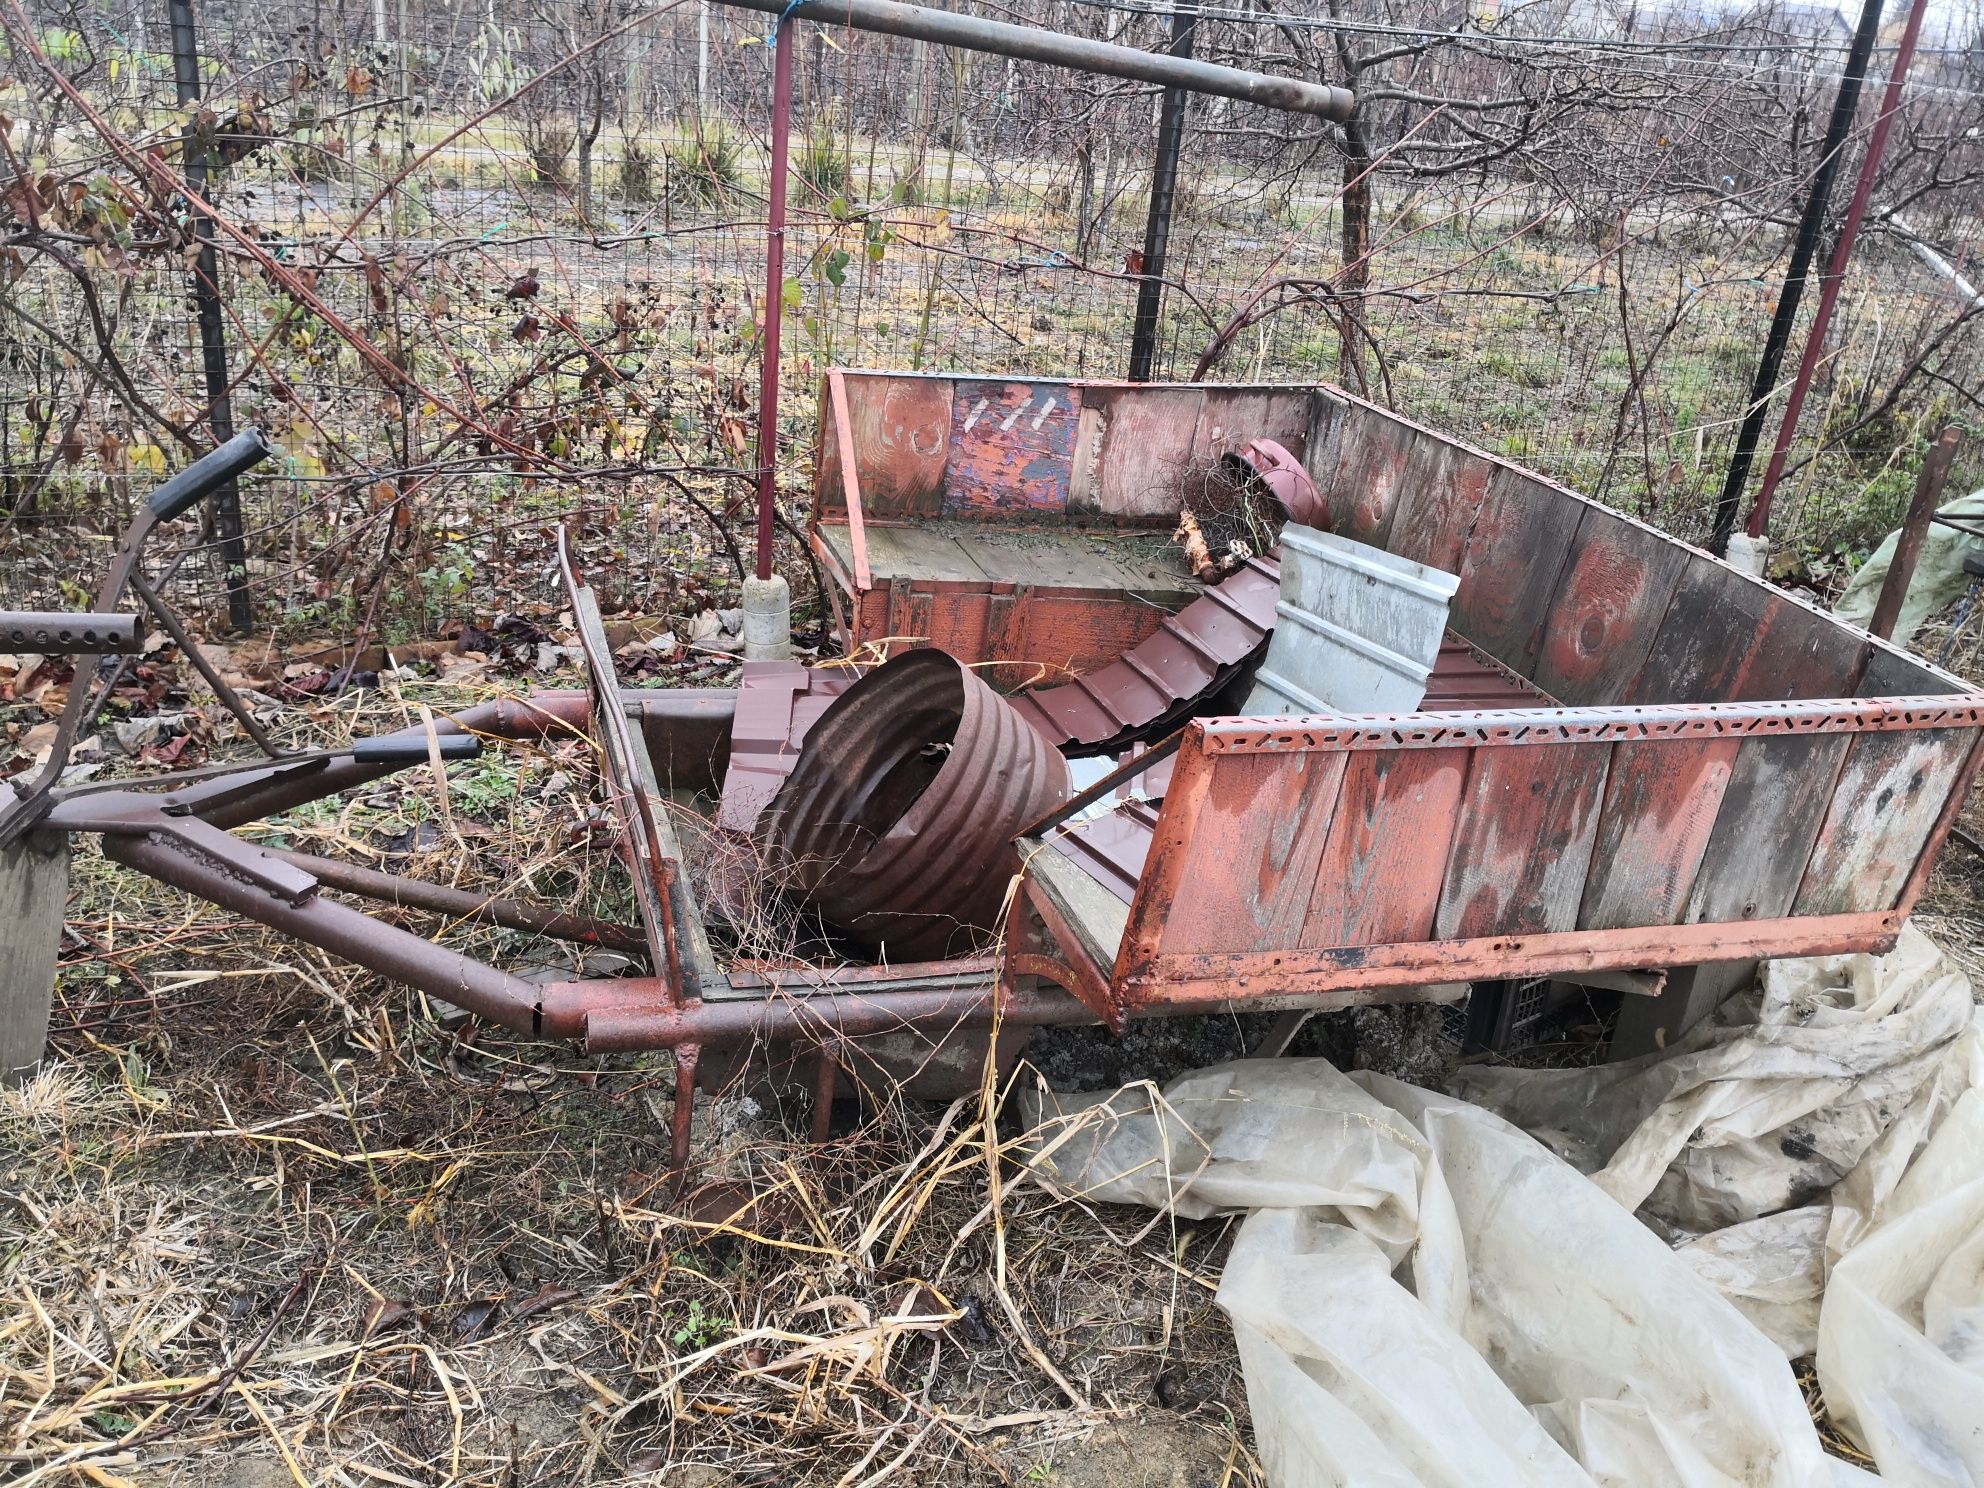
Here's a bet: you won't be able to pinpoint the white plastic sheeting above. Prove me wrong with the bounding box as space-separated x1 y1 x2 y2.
1023 927 1984 1486
1833 488 1984 647
1452 923 1979 1357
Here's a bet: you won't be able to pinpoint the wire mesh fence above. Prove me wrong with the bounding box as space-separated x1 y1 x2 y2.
2 0 1980 638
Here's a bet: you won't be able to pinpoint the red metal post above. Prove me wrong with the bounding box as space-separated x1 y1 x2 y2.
1868 426 1962 641
1744 0 1934 541
754 16 796 582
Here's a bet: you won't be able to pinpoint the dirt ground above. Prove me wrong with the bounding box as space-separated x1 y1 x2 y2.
5 644 1984 1485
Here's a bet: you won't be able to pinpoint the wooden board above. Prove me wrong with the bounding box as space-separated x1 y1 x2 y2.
1859 643 1968 697
1306 391 1353 529
1578 737 1738 931
1625 559 1867 704
1328 407 1423 547
1450 468 1584 674
1686 732 1856 925
945 379 1079 516
1090 385 1208 519
1155 750 1352 957
1531 505 1691 706
1434 742 1611 938
1382 441 1495 578
0 829 66 1082
1194 388 1314 462
1795 728 1979 915
1299 747 1470 948
815 373 952 520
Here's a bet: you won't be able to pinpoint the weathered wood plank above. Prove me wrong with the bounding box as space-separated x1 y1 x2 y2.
1 828 67 1082
1434 742 1611 938
1450 468 1584 674
1300 747 1470 948
1531 505 1690 706
1795 728 1978 915
1687 732 1856 925
1625 559 1867 703
1382 442 1493 577
1090 385 1207 519
815 373 952 520
1858 642 1968 697
945 379 1079 516
1155 749 1352 956
1579 737 1738 930
1194 388 1314 463
1328 407 1422 547
1305 391 1353 530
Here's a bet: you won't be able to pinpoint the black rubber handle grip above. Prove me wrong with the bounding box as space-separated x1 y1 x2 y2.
351 734 483 764
0 611 142 653
147 429 277 522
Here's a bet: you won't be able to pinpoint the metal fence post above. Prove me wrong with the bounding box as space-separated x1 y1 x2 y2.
1127 0 1198 382
167 0 253 632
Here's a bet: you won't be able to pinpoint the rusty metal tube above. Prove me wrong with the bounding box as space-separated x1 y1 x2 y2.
191 693 590 829
268 849 647 954
570 980 1097 1053
103 828 550 1033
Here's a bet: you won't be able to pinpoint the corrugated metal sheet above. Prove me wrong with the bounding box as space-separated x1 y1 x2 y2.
754 649 1070 960
1008 555 1280 755
716 661 859 833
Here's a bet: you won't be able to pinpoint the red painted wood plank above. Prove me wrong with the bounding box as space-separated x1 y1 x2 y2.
1154 749 1353 957
945 379 1078 516
1578 737 1738 930
1434 741 1611 938
1329 407 1422 547
1532 505 1690 706
1625 559 1867 704
1090 385 1207 519
1299 747 1470 947
1194 388 1314 463
1451 468 1584 675
1383 442 1494 577
815 373 951 520
1795 728 1978 915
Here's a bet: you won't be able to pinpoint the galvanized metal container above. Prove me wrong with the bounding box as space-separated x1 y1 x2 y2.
1243 525 1459 715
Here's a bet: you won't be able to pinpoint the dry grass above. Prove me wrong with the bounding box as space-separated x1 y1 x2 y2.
1 679 1258 1488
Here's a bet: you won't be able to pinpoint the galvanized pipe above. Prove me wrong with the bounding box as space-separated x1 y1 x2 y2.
1743 0 1938 542
707 0 1354 119
754 14 796 583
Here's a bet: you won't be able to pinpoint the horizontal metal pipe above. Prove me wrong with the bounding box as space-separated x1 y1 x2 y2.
570 978 1098 1052
104 828 551 1034
191 693 591 830
269 849 648 955
708 0 1354 120
0 611 143 654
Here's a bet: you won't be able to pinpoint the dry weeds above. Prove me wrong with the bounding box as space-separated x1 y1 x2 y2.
2 678 1258 1488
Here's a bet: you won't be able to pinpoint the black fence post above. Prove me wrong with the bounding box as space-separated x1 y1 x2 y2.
167 0 253 632
1126 0 1198 383
1705 0 1883 556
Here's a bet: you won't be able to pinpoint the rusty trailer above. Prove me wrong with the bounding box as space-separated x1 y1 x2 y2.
5 377 1982 1165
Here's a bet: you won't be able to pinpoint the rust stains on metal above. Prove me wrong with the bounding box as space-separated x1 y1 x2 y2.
1226 438 1326 530
717 661 858 832
754 648 1070 960
1009 554 1279 754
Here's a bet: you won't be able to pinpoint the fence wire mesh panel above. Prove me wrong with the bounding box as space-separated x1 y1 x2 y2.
3 0 1981 638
